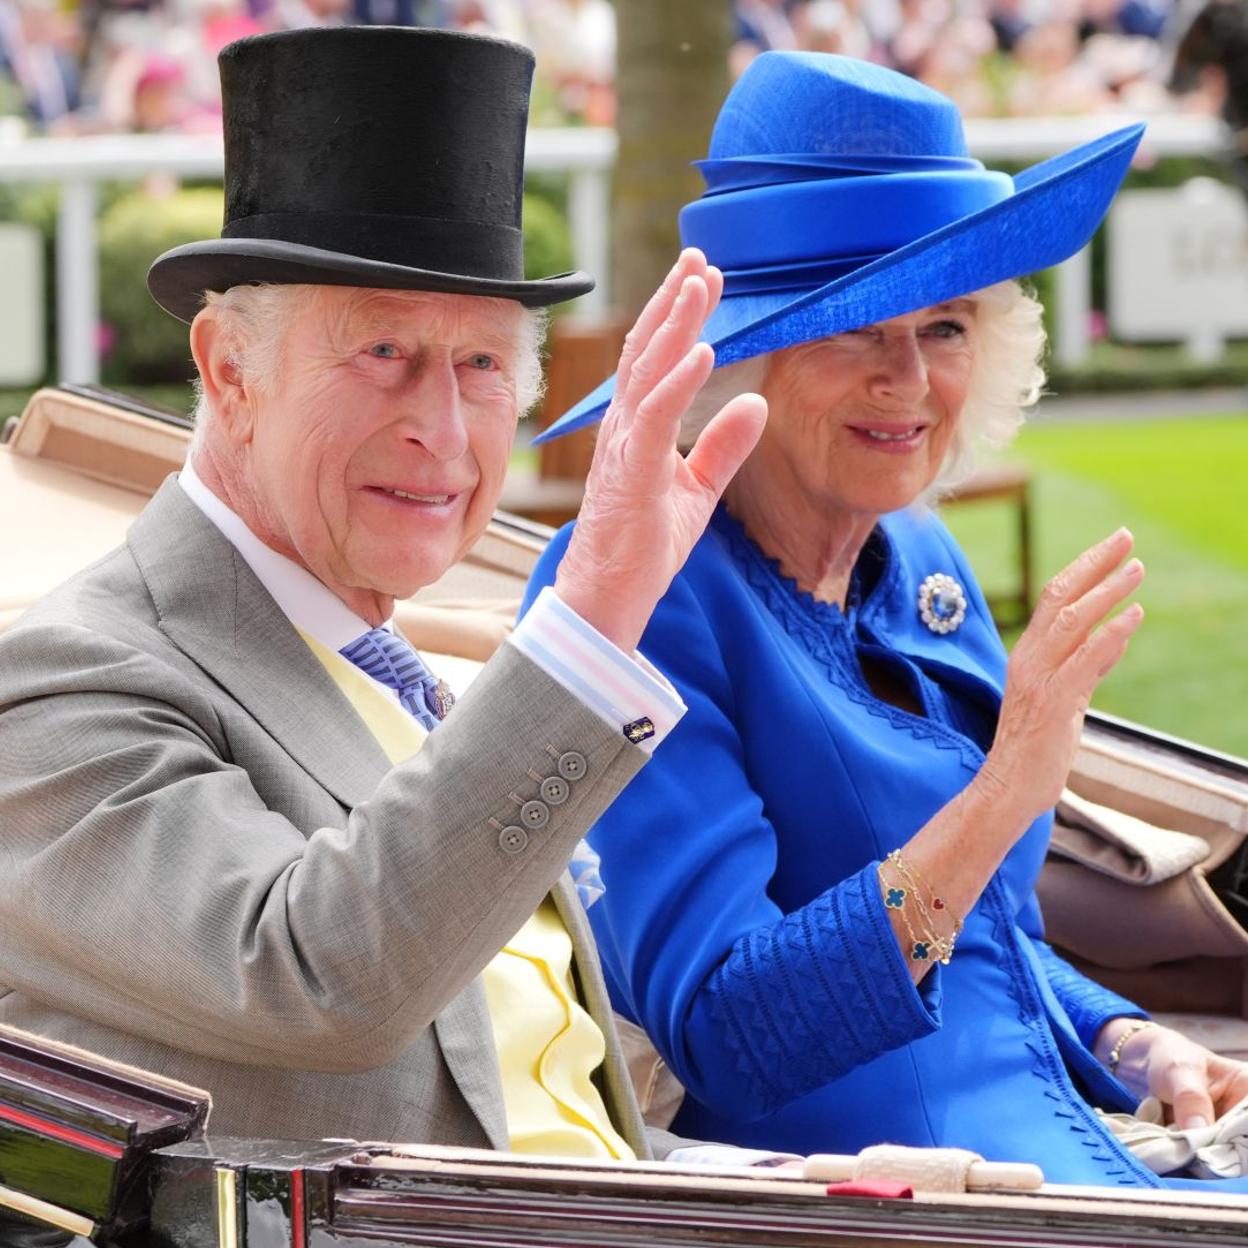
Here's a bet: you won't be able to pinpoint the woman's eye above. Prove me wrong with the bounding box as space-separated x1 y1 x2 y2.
368 342 400 359
467 353 497 371
927 320 967 339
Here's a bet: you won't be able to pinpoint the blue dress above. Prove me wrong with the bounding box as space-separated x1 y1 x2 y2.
523 506 1248 1191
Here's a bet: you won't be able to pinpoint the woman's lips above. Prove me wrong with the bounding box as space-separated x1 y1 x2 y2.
846 423 930 453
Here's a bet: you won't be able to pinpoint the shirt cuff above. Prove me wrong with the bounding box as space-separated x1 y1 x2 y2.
666 1144 803 1169
508 586 686 754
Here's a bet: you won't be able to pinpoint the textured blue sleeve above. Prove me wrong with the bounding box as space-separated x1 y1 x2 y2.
1032 939 1147 1049
688 859 942 1119
524 532 940 1124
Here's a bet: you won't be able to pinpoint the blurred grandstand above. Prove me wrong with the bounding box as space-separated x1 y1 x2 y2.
0 0 1229 136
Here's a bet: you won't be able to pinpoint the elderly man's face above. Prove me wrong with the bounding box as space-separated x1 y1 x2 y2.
246 287 526 602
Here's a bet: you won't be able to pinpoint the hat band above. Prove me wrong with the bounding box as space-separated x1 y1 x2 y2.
679 169 1013 273
720 252 882 295
696 152 986 195
221 210 524 280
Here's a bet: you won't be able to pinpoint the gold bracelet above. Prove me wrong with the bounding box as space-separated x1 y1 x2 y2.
878 856 948 964
884 851 963 964
888 850 964 935
1106 1019 1155 1073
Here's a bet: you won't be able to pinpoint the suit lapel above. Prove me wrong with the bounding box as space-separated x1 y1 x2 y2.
127 478 392 809
551 875 650 1158
433 985 510 1150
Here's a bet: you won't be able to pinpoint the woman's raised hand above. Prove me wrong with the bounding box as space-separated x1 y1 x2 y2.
553 249 768 653
976 528 1145 825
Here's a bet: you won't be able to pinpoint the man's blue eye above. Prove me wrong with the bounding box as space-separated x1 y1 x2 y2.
370 343 399 358
469 354 496 371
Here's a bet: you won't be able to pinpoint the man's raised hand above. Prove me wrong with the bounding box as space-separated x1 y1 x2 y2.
554 249 767 652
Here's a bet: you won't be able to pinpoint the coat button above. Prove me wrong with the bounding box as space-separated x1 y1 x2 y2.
520 800 550 829
540 776 570 806
498 825 528 854
557 751 587 781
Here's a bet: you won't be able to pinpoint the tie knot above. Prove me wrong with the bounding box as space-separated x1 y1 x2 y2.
340 627 453 730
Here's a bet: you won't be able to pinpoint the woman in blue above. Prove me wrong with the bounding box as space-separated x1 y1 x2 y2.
524 53 1248 1189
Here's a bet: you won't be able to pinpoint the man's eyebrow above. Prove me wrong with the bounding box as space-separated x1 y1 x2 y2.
344 310 521 353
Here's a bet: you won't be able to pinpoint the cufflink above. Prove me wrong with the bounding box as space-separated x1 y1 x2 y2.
623 717 655 745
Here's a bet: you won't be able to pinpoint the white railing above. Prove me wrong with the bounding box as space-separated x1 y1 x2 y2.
0 114 1230 384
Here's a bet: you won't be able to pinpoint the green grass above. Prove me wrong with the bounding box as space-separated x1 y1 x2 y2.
942 412 1248 759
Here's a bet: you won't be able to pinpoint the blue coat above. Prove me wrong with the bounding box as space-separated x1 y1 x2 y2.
524 506 1248 1191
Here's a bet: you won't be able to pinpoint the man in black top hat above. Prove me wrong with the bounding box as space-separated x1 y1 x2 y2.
0 27 767 1156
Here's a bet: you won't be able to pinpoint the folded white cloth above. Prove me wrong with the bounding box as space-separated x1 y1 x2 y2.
1099 1094 1248 1178
1053 789 1210 885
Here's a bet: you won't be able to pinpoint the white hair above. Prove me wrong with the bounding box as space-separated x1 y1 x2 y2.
677 280 1047 503
190 283 547 452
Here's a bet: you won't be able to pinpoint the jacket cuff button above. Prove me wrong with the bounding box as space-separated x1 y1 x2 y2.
498 825 529 854
540 776 570 805
520 799 550 829
557 751 587 781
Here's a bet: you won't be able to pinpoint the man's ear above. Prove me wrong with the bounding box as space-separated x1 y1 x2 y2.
190 309 255 445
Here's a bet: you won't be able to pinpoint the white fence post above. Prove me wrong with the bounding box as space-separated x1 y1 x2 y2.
568 167 610 316
56 178 100 385
1054 246 1092 369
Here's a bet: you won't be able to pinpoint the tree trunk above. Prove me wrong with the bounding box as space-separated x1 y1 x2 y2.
611 0 732 319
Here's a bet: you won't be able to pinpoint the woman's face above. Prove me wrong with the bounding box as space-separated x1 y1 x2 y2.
754 299 977 517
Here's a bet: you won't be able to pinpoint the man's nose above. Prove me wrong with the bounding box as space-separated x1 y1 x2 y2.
396 356 470 461
868 334 929 405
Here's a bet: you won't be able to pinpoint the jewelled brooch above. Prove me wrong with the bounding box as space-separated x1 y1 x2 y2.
917 573 967 635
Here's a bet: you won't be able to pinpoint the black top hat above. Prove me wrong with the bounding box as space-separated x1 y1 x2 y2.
147 27 594 322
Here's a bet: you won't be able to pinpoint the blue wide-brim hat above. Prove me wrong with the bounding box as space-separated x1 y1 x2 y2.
538 52 1143 442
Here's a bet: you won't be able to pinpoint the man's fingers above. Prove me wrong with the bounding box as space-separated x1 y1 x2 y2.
684 393 768 499
623 274 709 403
617 249 709 392
625 342 717 468
704 265 724 321
1032 528 1135 630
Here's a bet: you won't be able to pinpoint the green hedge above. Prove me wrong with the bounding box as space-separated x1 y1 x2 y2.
98 187 223 384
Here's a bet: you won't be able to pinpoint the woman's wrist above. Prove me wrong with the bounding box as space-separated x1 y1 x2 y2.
964 766 1036 842
1095 1017 1155 1090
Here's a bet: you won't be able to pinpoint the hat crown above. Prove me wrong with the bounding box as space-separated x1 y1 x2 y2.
221 28 533 230
709 52 970 161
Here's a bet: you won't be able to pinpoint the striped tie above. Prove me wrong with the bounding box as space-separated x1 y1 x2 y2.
340 628 454 732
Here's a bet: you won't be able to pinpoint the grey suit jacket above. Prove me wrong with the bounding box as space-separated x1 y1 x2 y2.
0 479 656 1155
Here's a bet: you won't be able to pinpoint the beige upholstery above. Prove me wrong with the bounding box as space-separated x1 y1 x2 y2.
1 388 540 662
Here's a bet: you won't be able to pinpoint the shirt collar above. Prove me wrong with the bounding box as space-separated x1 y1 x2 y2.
178 459 384 651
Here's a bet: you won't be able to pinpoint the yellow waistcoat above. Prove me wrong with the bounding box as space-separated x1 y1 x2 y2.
299 631 634 1160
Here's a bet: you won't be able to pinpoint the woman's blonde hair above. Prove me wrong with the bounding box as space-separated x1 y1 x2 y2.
678 279 1047 503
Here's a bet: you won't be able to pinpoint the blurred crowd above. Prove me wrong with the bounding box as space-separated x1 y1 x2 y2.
733 0 1224 119
0 0 1229 136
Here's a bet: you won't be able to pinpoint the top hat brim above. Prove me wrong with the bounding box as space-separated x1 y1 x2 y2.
536 122 1144 443
148 238 595 324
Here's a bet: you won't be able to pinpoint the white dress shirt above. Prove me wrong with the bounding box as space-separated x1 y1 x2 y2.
178 461 685 750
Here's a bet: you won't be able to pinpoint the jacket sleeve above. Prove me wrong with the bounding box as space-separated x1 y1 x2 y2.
1031 937 1148 1048
523 530 940 1125
0 618 644 1074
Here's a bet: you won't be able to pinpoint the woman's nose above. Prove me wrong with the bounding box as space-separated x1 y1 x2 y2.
868 334 929 404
